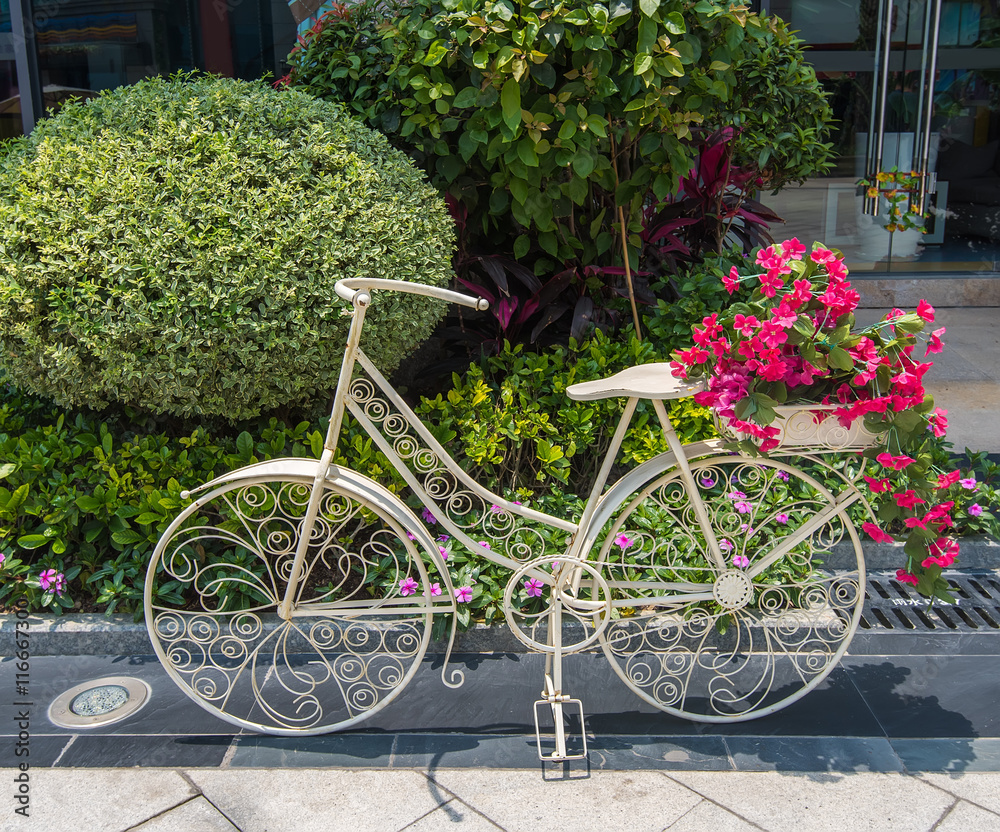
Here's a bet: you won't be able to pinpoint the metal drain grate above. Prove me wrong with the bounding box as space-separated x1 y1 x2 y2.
860 572 1000 632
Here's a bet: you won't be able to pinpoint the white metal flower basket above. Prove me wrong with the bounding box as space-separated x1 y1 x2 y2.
716 403 885 451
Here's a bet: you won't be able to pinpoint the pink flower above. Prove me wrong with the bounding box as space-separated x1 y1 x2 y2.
877 453 915 471
719 539 734 553
937 470 961 489
776 471 789 482
969 503 983 517
928 408 948 438
862 522 894 543
0 553 5 566
925 327 946 356
455 586 473 603
782 237 806 260
759 270 785 298
437 534 449 542
776 513 789 524
810 246 836 264
960 477 978 490
39 569 66 596
427 583 442 596
732 554 750 568
724 266 740 294
896 569 919 586
478 541 491 549
733 314 759 336
398 577 418 596
733 499 752 514
421 507 437 524
524 578 544 597
490 504 503 514
893 490 926 509
863 475 892 494
615 533 633 549
699 475 716 488
916 299 935 322
406 531 416 541
438 546 449 560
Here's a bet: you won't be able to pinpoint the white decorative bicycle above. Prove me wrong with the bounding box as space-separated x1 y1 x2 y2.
145 279 877 761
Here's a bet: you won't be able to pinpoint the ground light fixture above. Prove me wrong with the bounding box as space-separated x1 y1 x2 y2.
48 676 151 729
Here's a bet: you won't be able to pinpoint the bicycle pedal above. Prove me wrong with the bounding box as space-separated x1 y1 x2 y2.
533 697 588 761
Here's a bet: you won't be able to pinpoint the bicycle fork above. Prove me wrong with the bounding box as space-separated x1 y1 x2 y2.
534 593 588 762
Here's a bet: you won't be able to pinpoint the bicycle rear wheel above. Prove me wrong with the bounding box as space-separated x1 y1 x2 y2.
595 455 864 722
145 472 445 735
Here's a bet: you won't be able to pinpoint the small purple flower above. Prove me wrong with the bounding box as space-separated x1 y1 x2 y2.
524 578 544 597
719 539 734 553
406 531 416 541
478 541 491 549
490 504 502 514
438 546 449 560
455 586 473 603
421 507 437 524
960 478 978 491
40 568 68 597
734 500 753 514
437 534 450 542
427 583 442 597
969 503 983 517
699 475 716 488
732 554 750 569
399 577 418 596
615 533 633 550
727 490 747 499
776 471 789 482
0 552 5 566
776 513 789 525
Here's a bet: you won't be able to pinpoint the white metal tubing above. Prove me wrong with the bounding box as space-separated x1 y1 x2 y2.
335 277 489 310
324 292 371 452
917 0 943 212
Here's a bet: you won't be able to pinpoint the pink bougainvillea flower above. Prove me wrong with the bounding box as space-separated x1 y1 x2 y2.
455 586 473 603
398 577 419 596
969 503 983 517
615 533 633 550
937 470 961 489
723 266 740 294
782 237 806 260
863 475 892 493
960 477 978 490
916 299 936 322
925 327 946 357
928 407 948 438
524 578 544 598
862 522 894 543
896 569 919 586
732 554 750 568
421 507 437 524
876 453 915 471
776 513 789 524
893 490 926 509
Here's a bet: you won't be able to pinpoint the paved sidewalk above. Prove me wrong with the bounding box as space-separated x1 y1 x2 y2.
5 768 1000 832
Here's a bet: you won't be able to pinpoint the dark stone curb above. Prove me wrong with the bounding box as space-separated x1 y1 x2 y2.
5 538 996 657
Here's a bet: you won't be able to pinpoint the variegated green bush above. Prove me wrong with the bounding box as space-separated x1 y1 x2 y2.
0 74 455 420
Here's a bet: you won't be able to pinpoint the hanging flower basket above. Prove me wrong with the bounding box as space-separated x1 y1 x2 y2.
670 238 963 603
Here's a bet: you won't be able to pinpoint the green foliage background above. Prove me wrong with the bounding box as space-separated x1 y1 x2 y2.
0 75 455 420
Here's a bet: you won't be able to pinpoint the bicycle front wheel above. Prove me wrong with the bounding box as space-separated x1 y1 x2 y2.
145 472 444 735
595 455 864 722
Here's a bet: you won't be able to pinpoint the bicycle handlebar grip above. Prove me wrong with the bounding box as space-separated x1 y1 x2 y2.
334 278 489 311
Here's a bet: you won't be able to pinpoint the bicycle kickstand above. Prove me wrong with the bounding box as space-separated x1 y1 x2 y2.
533 597 588 762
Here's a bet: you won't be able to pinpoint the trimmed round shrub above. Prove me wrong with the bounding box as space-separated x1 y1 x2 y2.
0 74 455 420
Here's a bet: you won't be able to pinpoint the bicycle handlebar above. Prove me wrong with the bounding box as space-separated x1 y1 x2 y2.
335 278 490 312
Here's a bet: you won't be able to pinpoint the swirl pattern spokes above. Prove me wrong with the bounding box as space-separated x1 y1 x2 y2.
349 372 566 563
597 455 864 720
147 476 436 733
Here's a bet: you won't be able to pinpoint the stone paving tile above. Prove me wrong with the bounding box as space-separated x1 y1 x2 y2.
663 800 765 832
894 738 1000 772
130 796 240 832
724 736 904 773
427 769 701 832
398 798 506 831
186 769 448 832
0 769 197 832
934 799 1000 832
663 771 954 832
919 772 1000 814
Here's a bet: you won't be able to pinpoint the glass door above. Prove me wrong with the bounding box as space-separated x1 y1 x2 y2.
764 0 1000 276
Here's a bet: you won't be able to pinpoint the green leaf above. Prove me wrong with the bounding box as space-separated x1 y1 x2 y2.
453 87 479 108
16 534 49 550
514 234 530 259
423 40 448 66
111 529 143 546
828 347 854 371
0 463 16 480
517 138 539 167
572 150 595 177
501 78 522 131
509 177 529 205
639 0 660 17
634 54 654 75
236 431 254 458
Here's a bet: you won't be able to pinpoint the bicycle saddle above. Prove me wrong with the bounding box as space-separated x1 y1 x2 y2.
565 363 707 402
